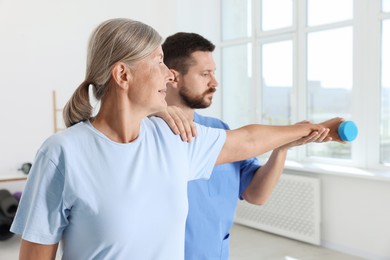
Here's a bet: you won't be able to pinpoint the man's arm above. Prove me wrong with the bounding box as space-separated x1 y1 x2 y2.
19 239 59 260
242 125 329 205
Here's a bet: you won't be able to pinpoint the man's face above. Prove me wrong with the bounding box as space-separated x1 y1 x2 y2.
178 51 218 109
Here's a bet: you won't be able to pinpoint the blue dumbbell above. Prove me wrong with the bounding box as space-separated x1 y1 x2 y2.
338 121 358 142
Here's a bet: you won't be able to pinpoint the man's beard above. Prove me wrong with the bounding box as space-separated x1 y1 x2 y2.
179 86 216 109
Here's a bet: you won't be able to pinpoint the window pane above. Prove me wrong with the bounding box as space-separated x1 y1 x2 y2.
381 20 390 164
262 40 293 125
307 0 353 26
222 0 251 40
307 27 353 159
222 44 253 129
383 0 390 12
262 0 293 31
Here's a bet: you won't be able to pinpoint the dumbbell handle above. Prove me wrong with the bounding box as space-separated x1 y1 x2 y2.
319 118 358 143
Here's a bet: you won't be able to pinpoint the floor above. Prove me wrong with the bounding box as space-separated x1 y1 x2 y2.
230 224 364 260
0 235 24 260
0 224 364 259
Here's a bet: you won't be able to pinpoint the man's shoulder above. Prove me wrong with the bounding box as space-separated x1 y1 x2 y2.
194 113 230 130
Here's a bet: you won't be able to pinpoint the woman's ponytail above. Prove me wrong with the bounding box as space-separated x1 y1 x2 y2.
63 80 93 128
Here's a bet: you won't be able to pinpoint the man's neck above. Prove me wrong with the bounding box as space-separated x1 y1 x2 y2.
178 104 195 121
166 96 195 121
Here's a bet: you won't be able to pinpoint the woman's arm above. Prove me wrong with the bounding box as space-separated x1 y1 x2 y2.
216 117 343 165
20 239 59 260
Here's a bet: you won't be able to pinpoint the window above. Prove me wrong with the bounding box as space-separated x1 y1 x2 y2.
222 44 254 129
383 0 390 12
261 0 293 31
307 27 353 159
381 11 390 164
221 0 252 41
307 0 352 26
221 0 389 169
261 40 293 126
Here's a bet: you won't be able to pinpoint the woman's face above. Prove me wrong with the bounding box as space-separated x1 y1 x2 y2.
130 46 173 114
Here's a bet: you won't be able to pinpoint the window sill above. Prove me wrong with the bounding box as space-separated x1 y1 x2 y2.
283 160 390 182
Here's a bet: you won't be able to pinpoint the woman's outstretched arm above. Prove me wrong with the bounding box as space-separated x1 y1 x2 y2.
216 117 344 165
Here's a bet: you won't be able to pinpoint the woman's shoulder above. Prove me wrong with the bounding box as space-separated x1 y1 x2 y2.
145 116 226 145
143 116 172 133
40 121 91 152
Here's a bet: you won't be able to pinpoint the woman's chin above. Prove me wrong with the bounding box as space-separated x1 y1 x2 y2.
150 102 167 115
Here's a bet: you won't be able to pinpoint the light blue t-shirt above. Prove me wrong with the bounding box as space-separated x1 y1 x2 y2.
185 113 261 260
11 117 226 260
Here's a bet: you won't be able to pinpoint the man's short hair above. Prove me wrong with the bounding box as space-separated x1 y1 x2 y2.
162 32 215 75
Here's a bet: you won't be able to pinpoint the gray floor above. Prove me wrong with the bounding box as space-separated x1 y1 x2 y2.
230 224 364 260
0 235 23 260
0 224 363 259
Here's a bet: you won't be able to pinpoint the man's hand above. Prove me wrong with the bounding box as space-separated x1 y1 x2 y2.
150 106 197 142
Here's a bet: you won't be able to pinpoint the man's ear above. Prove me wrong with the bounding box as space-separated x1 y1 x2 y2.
112 62 132 89
167 69 180 89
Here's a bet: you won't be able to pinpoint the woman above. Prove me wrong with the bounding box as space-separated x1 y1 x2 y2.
11 18 341 260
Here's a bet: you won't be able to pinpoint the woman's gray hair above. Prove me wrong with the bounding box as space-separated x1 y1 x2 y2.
63 18 162 127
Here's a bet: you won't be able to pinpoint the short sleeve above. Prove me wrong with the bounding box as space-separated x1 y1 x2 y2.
187 123 227 181
10 150 69 244
238 157 261 199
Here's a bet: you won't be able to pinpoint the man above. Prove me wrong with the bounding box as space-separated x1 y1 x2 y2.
162 33 329 259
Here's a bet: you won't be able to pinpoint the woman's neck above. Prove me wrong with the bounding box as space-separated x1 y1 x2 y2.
91 114 141 143
92 90 145 143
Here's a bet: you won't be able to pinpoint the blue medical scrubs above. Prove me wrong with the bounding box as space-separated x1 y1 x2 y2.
185 113 261 260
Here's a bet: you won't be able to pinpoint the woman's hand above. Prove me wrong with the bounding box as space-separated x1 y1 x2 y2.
318 117 347 143
150 106 197 142
278 120 330 150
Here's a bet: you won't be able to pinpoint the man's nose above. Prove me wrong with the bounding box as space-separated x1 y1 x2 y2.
210 74 218 88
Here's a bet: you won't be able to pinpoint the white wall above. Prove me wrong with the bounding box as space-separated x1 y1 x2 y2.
0 0 176 175
174 0 222 119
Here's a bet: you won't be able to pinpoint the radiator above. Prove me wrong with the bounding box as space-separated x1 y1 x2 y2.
234 174 321 245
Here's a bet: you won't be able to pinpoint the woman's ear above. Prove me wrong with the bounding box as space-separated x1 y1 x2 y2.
112 62 132 89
